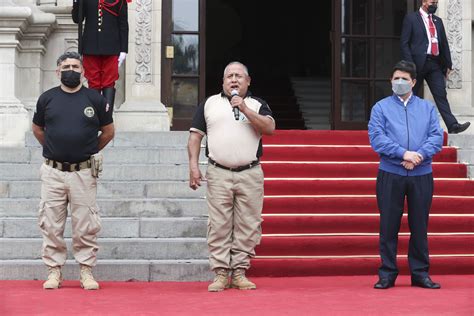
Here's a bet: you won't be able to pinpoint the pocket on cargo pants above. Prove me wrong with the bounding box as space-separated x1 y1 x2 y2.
88 205 102 235
37 201 46 229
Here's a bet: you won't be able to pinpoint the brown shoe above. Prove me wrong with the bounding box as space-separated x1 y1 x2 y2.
80 265 99 290
208 268 230 292
231 268 256 290
43 266 63 289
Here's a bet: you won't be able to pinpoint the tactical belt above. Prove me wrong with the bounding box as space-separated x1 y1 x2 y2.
45 158 91 172
208 158 259 172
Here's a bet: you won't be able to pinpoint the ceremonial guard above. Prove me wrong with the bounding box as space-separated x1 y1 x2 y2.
72 0 130 112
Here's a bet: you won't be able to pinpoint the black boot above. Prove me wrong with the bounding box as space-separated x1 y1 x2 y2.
102 87 116 112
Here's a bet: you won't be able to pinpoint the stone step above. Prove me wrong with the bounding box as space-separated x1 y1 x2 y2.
26 131 193 148
301 111 331 119
304 120 331 126
448 136 474 177
0 181 206 198
0 237 208 260
301 108 331 115
293 88 331 96
0 163 206 181
0 147 207 164
0 259 212 281
299 105 331 113
293 82 331 88
457 150 474 163
296 95 331 102
305 123 332 130
448 134 474 149
0 217 207 238
291 78 330 86
0 198 207 218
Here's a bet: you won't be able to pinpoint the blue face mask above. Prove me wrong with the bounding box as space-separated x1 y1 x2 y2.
392 78 412 96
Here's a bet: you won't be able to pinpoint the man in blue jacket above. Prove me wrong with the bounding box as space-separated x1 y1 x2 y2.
368 60 443 290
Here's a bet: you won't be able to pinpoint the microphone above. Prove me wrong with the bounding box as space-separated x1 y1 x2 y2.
231 89 239 120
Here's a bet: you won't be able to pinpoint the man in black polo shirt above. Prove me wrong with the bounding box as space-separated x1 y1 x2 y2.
188 61 275 292
32 51 114 290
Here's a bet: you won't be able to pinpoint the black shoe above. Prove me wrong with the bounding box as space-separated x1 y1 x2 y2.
374 278 395 289
448 122 470 134
411 276 441 289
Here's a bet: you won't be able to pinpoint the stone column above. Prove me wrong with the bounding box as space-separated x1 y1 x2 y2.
15 0 56 113
38 4 80 93
0 1 31 146
114 0 170 131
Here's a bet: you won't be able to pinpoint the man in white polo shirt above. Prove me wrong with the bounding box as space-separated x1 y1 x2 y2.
188 61 275 292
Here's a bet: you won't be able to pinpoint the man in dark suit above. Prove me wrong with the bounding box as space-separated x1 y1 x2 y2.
400 0 470 134
72 0 130 112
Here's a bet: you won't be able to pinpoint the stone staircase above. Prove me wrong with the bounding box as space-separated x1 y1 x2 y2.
1 131 473 281
291 77 331 129
449 134 474 177
0 132 213 281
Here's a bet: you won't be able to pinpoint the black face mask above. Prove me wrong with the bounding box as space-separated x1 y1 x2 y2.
61 70 81 88
427 4 437 14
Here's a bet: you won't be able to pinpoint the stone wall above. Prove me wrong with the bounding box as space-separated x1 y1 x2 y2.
1 0 473 146
0 0 169 147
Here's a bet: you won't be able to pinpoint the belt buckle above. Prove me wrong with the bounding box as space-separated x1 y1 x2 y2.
61 162 71 172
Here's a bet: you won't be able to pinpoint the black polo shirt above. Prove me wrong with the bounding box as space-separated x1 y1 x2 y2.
33 86 113 163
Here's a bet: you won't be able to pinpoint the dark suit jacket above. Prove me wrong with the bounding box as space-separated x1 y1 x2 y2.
400 11 452 74
72 0 129 56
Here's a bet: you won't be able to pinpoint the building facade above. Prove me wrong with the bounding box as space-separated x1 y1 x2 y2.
0 0 472 145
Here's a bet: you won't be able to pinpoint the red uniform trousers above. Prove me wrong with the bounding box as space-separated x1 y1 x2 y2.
83 55 119 89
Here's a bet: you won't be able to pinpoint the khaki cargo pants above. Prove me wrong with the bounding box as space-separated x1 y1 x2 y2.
38 163 102 267
206 163 264 271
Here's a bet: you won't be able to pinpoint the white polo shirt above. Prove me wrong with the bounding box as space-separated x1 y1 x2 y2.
190 92 273 168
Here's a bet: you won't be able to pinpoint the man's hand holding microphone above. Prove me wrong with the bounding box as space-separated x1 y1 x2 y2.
230 89 247 120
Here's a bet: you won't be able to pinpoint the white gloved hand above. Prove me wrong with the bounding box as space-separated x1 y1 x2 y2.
118 52 127 67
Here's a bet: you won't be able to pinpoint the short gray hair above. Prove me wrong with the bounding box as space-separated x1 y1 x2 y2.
223 61 249 77
56 51 82 66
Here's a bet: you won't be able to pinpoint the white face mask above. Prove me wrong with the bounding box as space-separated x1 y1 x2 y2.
392 78 412 96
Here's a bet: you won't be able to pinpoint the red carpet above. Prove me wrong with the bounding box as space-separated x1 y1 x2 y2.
262 130 448 146
262 146 457 162
261 162 467 178
2 276 472 315
261 215 474 234
262 196 474 214
263 178 474 196
253 130 474 276
256 235 474 256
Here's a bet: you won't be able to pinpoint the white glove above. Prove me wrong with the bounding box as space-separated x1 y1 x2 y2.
118 52 127 67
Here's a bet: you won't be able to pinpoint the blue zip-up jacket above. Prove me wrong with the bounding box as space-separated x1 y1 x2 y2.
368 94 443 176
